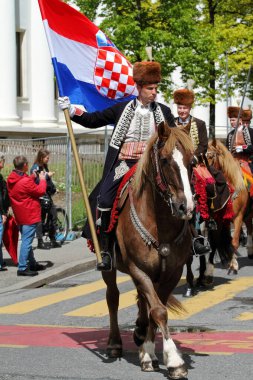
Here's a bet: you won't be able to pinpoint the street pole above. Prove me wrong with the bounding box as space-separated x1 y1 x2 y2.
225 51 229 134
63 109 102 264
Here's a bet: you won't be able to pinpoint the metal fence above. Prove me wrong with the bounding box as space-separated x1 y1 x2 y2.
0 136 105 229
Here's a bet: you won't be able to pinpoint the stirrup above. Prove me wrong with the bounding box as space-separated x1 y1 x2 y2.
192 236 211 257
96 251 112 271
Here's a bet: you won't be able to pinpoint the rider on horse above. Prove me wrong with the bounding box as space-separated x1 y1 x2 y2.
226 106 253 186
58 61 177 271
173 88 211 256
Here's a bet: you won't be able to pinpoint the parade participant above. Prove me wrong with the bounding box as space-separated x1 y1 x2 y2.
226 106 253 157
58 61 176 271
242 108 252 128
173 88 211 255
174 88 208 161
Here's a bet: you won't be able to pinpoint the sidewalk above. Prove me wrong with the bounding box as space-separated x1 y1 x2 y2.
0 236 96 294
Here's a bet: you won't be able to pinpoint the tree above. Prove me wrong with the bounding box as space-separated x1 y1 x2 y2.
68 0 253 137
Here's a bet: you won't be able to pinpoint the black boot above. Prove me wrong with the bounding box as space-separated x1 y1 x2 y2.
193 236 211 256
50 238 61 248
37 239 48 250
96 210 112 271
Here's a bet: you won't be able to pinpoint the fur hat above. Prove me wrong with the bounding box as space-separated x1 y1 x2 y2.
133 61 161 85
173 89 195 106
227 106 240 119
242 108 252 121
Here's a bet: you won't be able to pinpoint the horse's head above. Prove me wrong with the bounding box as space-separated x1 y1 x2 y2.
206 138 221 169
151 121 195 220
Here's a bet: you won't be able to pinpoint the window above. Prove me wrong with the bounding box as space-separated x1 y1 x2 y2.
16 31 25 98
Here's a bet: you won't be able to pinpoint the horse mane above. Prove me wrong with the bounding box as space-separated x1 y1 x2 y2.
134 126 193 197
208 139 245 190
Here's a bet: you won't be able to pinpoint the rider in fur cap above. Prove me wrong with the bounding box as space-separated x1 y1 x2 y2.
58 61 175 271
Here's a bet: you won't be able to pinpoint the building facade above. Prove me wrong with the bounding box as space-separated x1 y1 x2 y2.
0 0 252 140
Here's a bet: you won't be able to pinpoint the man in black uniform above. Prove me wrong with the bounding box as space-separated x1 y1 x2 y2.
173 88 211 255
59 61 177 270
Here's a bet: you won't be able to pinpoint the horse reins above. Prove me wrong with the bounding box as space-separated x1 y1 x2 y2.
128 138 189 252
151 138 174 215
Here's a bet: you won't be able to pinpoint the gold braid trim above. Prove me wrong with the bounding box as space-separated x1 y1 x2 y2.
190 118 199 151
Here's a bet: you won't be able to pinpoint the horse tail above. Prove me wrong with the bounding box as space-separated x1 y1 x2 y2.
166 295 187 315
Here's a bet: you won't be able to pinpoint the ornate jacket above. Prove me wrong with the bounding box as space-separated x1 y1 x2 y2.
73 98 175 180
226 126 253 156
175 116 208 157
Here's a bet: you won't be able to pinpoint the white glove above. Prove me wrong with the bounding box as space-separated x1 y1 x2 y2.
235 145 243 153
58 96 76 117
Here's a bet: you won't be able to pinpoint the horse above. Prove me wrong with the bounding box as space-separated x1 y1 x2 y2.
101 122 194 379
201 139 251 284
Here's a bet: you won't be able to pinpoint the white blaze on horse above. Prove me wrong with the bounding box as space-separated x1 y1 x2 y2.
101 122 194 379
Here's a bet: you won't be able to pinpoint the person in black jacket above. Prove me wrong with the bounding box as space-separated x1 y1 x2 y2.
0 152 10 271
58 61 176 271
30 149 61 249
173 88 211 256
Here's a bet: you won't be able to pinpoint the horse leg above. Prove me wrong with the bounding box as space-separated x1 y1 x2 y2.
195 255 207 289
203 248 215 286
184 254 197 297
139 318 160 372
102 269 122 358
133 292 149 347
130 265 187 378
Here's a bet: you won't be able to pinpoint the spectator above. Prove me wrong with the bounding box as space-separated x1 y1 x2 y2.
7 155 47 276
30 149 61 249
0 152 10 271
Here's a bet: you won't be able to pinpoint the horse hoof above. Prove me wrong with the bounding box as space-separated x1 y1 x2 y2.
183 287 196 297
203 276 214 286
227 268 237 275
152 359 160 371
141 360 157 372
106 346 123 358
168 364 188 379
195 280 208 290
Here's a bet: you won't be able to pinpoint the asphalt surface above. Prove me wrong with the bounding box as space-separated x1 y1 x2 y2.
0 234 96 294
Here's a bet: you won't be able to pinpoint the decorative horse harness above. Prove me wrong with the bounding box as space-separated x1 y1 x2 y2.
128 138 188 253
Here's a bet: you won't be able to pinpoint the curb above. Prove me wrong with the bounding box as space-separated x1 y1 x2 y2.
0 257 96 294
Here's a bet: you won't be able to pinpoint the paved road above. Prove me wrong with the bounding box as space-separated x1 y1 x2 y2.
0 248 252 380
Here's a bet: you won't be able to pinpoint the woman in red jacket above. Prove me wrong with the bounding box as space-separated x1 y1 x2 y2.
7 156 47 276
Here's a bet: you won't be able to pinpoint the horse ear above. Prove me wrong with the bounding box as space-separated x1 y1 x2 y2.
212 138 217 147
157 121 171 139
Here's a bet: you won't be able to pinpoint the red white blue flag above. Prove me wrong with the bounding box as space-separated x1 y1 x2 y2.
38 0 137 112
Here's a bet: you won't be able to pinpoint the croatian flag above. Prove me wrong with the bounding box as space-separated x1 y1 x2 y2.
38 0 137 112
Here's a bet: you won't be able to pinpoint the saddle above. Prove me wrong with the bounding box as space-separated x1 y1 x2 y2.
106 164 137 232
192 163 233 222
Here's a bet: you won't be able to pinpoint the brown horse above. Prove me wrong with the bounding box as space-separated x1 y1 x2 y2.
101 122 194 379
205 139 251 279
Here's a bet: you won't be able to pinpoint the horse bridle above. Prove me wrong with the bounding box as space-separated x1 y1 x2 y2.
151 138 176 215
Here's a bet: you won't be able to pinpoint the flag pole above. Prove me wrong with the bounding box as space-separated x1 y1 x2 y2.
63 108 102 264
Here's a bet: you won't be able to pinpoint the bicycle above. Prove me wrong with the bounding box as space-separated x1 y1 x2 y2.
39 195 69 244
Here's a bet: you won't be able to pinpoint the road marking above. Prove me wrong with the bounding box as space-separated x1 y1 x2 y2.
235 312 253 321
0 325 253 354
0 276 130 314
65 278 186 317
0 344 28 348
169 276 253 320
